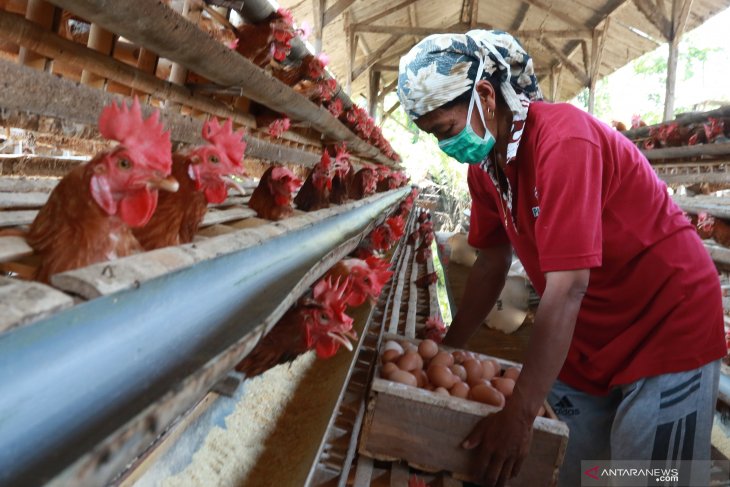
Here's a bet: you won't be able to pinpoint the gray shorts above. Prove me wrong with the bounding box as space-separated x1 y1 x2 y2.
548 360 721 487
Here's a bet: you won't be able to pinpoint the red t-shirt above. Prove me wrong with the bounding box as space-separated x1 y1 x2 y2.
467 101 726 395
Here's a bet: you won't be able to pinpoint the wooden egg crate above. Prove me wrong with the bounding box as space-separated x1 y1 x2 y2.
358 334 568 486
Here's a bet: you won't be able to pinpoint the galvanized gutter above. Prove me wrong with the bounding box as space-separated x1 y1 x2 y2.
0 187 409 486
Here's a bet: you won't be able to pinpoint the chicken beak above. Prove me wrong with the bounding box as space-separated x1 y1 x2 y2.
222 175 248 197
149 176 180 193
327 331 354 351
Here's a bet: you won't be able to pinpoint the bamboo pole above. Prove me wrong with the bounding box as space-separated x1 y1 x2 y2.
80 24 114 87
18 0 55 69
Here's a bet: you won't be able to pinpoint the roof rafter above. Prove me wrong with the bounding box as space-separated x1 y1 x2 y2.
542 38 589 85
358 0 419 26
353 23 592 39
521 0 588 30
633 0 672 39
352 34 400 80
323 0 357 25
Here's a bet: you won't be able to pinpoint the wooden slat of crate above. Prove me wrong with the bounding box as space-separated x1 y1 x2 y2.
0 276 74 332
0 191 48 208
0 209 36 227
359 378 568 485
0 236 32 262
0 177 59 193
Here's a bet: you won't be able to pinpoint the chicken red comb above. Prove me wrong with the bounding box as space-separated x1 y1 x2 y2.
313 275 353 323
275 7 295 25
327 98 344 118
365 255 393 287
271 166 302 187
424 316 446 343
202 117 246 168
98 96 171 172
268 117 291 138
370 225 391 251
386 215 405 239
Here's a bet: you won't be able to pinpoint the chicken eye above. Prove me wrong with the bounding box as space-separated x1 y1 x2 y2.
117 158 132 170
208 155 220 164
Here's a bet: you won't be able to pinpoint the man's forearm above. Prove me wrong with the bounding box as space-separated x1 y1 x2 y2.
510 270 588 417
443 244 511 348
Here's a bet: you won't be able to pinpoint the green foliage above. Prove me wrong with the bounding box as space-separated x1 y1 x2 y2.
430 239 453 323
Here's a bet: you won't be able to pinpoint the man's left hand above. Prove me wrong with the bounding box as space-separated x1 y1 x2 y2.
463 404 535 487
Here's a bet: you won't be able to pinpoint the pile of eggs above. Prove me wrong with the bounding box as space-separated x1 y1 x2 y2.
380 338 526 410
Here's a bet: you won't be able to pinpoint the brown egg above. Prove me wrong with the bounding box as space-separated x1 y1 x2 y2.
449 364 467 382
470 384 505 407
452 351 467 364
383 340 404 354
388 370 417 387
427 364 458 389
492 377 516 398
434 387 450 397
487 359 501 375
403 342 419 354
418 339 439 360
463 359 484 385
381 362 399 378
450 381 470 399
480 360 497 380
503 367 521 381
430 351 454 368
538 405 546 417
397 351 423 372
416 369 429 388
382 349 402 363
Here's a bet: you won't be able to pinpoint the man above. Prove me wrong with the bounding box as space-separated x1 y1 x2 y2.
397 30 725 486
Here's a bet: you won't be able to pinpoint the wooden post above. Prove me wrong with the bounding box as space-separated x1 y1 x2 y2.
132 48 159 100
80 24 114 87
469 0 479 29
312 0 325 54
664 0 693 121
369 70 381 120
345 11 355 95
18 0 55 69
588 19 609 115
550 64 562 102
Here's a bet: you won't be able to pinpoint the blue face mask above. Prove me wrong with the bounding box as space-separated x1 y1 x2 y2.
438 58 496 164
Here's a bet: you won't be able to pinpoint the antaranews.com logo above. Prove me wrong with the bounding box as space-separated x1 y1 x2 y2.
580 460 726 486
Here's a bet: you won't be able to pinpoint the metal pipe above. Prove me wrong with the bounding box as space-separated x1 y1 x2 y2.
46 0 392 164
0 187 409 485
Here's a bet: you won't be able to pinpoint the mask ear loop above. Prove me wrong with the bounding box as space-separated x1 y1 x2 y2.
467 56 488 140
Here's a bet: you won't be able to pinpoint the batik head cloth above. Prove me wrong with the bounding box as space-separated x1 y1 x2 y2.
397 30 543 163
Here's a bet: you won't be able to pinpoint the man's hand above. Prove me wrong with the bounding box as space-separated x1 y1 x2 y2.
463 402 534 486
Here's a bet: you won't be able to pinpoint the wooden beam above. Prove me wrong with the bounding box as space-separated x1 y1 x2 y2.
18 0 55 69
369 69 381 118
550 64 562 102
352 23 459 36
358 0 419 26
588 20 610 114
372 63 399 72
323 0 357 26
352 34 399 80
542 38 588 85
353 23 590 40
80 24 114 87
522 0 587 30
580 40 590 73
469 0 479 29
633 0 671 40
664 0 693 121
382 101 401 122
345 11 354 95
167 0 201 110
312 0 325 53
378 78 399 103
511 2 530 31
